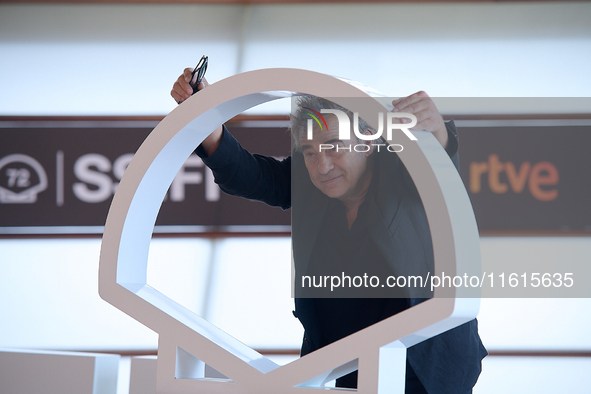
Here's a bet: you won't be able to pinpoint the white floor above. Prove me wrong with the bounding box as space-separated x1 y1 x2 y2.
114 355 591 393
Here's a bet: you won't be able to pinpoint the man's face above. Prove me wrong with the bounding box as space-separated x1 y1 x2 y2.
300 119 373 203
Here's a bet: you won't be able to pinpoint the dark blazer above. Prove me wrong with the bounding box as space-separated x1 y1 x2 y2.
291 123 487 393
197 122 487 393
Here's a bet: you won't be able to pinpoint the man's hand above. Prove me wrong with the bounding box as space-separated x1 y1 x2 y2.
171 68 223 156
171 68 209 104
392 91 448 149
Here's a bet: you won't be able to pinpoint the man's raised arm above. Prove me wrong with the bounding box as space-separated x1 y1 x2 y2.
171 68 223 156
170 68 291 209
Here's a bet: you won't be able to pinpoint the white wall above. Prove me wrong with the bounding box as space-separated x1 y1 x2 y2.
0 3 590 115
1 237 591 393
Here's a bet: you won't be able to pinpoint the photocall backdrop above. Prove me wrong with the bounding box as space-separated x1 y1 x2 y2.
1 117 589 236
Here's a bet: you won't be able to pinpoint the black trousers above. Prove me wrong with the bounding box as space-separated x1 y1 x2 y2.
336 369 473 394
335 360 427 393
336 361 428 394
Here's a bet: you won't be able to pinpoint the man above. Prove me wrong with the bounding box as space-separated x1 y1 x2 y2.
171 69 487 393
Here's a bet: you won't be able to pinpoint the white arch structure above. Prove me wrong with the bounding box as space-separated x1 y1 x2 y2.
99 68 481 393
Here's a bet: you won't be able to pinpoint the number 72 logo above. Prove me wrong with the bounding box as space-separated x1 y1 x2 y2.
0 154 48 204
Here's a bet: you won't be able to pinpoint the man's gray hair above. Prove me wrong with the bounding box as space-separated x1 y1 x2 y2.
290 96 379 152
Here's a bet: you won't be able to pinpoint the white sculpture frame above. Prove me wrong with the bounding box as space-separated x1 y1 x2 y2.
99 68 481 393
